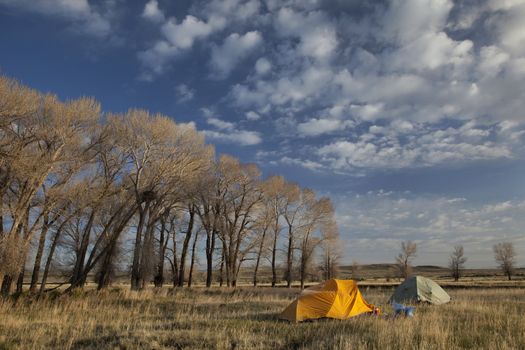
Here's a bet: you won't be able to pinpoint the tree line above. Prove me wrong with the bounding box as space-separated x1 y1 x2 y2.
395 240 518 281
0 75 341 297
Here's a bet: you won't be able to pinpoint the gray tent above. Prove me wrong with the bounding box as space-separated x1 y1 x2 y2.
389 276 450 305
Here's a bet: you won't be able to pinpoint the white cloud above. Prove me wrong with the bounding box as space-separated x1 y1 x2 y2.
279 156 323 171
202 0 260 22
315 121 515 172
175 84 195 103
495 2 525 56
381 0 453 45
206 117 235 130
162 16 221 49
275 7 338 61
245 111 261 120
0 0 113 38
138 14 226 77
210 31 263 78
202 115 261 146
297 118 354 137
477 46 510 79
142 0 165 23
254 57 272 75
386 31 473 72
203 129 261 146
137 40 178 77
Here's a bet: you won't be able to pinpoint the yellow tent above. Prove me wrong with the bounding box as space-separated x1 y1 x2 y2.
279 279 377 322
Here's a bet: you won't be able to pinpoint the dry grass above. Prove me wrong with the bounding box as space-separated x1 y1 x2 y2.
0 286 524 349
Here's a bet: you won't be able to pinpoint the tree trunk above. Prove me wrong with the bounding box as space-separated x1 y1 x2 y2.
188 230 199 287
205 230 216 288
178 206 195 287
286 225 293 288
30 214 50 292
96 237 118 290
138 212 156 289
219 246 225 287
171 228 179 287
300 254 306 290
154 215 168 288
16 262 26 294
1 275 14 297
39 224 64 296
70 209 96 289
253 229 267 287
131 203 148 290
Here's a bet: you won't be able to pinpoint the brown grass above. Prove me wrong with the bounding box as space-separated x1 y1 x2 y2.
0 286 524 349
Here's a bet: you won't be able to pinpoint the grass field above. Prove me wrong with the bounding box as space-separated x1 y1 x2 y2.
1 284 524 350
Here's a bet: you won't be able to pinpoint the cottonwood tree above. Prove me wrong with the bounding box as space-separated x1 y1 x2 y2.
449 245 467 281
261 176 289 287
493 242 516 280
396 241 417 279
297 194 336 289
195 164 223 288
112 110 212 290
251 197 273 287
0 77 100 295
1 75 346 294
282 182 302 288
320 220 341 280
215 155 263 287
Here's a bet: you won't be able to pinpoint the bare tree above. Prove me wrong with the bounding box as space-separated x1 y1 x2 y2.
320 220 341 280
449 245 467 281
395 241 417 279
251 204 272 287
282 183 302 288
261 176 288 287
215 155 262 287
493 242 516 280
187 227 200 287
1 77 100 296
297 195 335 289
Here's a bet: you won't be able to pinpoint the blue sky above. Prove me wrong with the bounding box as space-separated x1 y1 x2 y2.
1 0 524 268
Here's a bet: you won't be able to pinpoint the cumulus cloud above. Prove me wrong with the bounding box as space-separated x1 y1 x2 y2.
206 117 235 130
228 0 525 130
210 31 263 78
175 84 195 103
142 0 165 23
245 111 261 120
254 57 272 75
0 0 114 38
202 115 261 146
279 156 323 171
297 118 354 137
275 7 338 61
203 129 262 146
138 13 226 77
316 121 514 171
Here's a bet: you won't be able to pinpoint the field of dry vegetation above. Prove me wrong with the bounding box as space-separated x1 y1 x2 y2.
1 285 524 350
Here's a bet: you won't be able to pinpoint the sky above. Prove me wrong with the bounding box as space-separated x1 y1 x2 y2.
1 0 524 268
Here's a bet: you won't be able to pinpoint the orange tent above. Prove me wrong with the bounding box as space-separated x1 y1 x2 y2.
279 279 377 322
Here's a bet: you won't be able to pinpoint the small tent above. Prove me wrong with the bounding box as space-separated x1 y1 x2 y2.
279 279 377 322
389 276 450 305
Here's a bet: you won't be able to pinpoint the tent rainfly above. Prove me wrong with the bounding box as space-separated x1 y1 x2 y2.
279 279 377 322
389 276 451 305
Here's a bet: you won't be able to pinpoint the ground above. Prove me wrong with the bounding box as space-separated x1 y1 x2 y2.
1 282 524 349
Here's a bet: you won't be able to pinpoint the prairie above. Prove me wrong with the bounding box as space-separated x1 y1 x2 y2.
1 285 524 349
